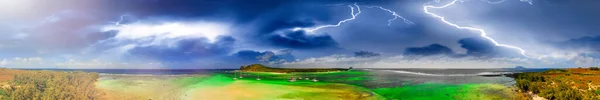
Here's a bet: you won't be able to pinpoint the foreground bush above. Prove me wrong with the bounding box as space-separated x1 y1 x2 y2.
0 70 99 100
515 68 600 100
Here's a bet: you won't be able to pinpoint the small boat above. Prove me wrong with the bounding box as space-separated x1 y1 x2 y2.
233 72 238 80
256 74 261 80
312 78 318 82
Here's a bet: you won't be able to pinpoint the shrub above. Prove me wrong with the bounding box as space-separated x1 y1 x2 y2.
2 70 99 100
543 69 567 73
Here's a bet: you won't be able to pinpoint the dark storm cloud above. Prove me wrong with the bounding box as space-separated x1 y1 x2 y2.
101 0 347 50
403 44 454 56
30 0 352 68
101 0 298 22
354 51 381 57
458 37 522 57
401 38 524 58
234 50 265 61
459 38 496 56
3 0 600 69
557 36 600 52
253 14 340 49
233 50 295 63
267 31 339 49
100 0 369 22
128 36 235 61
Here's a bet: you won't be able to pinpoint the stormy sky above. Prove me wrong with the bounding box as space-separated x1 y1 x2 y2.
1 0 599 69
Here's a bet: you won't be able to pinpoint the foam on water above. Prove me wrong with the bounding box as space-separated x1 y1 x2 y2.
384 70 513 76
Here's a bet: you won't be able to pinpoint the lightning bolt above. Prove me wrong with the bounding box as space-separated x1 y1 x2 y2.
520 0 534 5
482 0 506 4
111 15 128 26
366 6 413 26
110 15 140 26
296 3 414 32
294 3 361 33
424 0 533 58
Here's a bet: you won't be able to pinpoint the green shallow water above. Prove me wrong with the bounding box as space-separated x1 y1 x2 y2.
177 73 385 100
174 74 234 87
97 70 516 100
373 83 515 100
217 71 516 100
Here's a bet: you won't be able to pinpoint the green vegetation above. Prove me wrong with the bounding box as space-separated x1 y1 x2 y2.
240 64 349 73
515 68 600 100
0 69 99 100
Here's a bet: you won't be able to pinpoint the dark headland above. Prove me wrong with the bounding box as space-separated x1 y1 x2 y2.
239 64 349 73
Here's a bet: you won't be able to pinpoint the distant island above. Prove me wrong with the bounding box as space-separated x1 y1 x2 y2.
239 64 350 73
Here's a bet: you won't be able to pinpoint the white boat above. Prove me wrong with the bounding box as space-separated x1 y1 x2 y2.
256 74 261 80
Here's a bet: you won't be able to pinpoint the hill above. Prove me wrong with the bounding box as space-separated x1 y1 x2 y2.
239 64 349 73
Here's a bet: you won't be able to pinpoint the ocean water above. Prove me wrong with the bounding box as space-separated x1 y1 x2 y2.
25 68 547 88
23 68 545 75
21 69 236 75
36 68 547 99
360 68 545 88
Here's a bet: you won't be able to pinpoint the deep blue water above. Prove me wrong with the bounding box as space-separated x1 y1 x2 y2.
19 69 237 75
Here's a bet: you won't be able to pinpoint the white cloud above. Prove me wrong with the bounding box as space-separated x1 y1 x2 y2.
94 20 234 58
535 51 600 67
102 21 231 46
0 57 46 68
53 59 164 69
0 59 9 66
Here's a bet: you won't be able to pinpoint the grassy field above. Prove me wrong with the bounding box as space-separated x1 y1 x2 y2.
515 67 600 99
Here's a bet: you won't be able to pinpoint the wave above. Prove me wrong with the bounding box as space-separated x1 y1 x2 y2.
382 70 514 76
